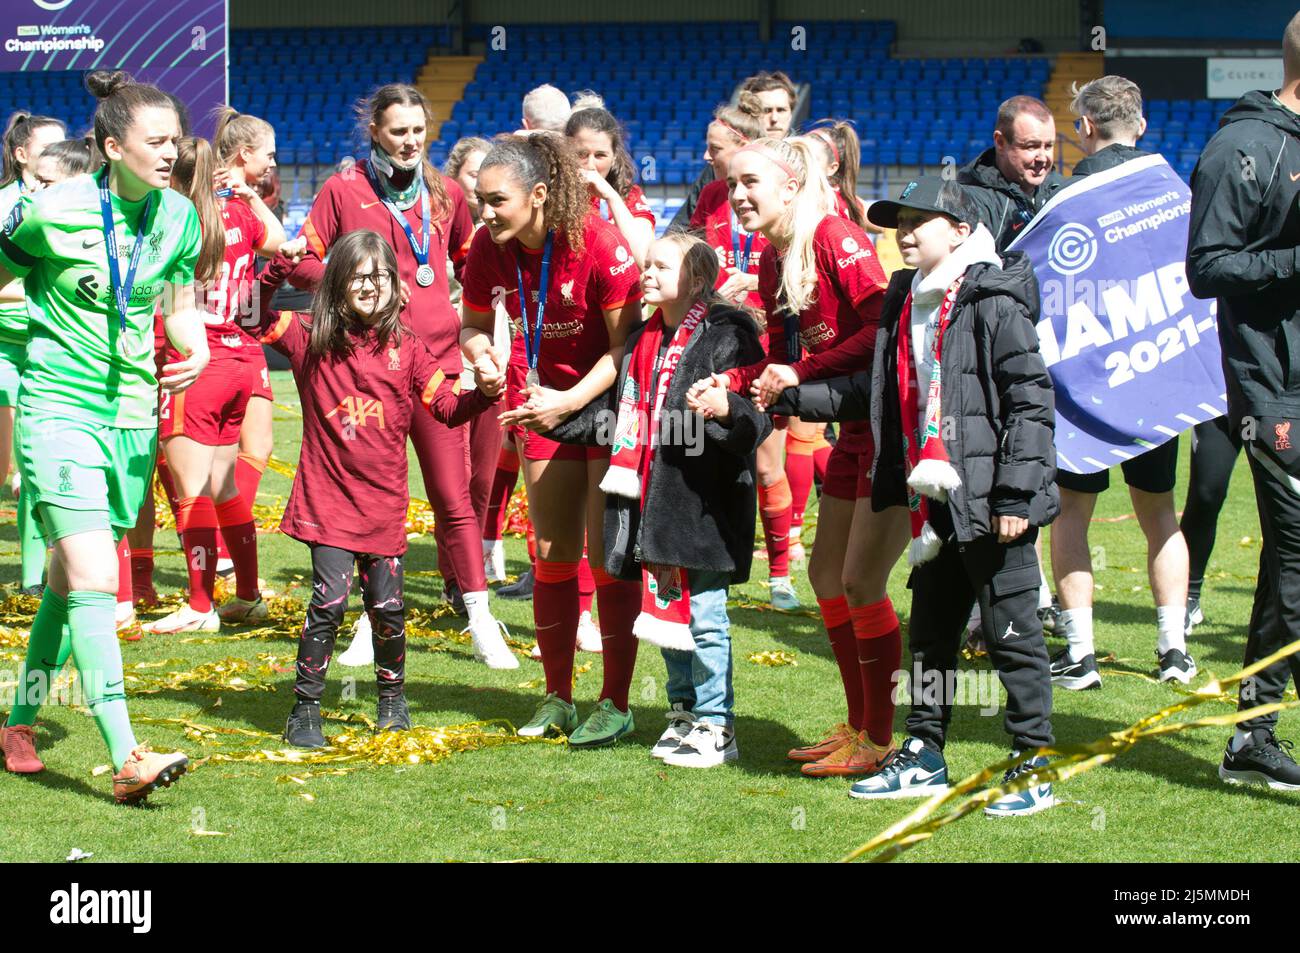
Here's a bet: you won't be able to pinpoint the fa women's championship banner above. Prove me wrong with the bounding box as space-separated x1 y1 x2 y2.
1008 153 1226 475
0 0 227 138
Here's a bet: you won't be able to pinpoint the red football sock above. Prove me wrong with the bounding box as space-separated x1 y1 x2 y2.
591 566 639 711
115 535 132 604
851 598 902 747
785 432 817 533
758 475 793 577
130 547 155 599
533 560 580 703
215 495 260 602
176 496 218 613
819 595 866 731
578 552 595 615
234 452 266 511
485 447 519 541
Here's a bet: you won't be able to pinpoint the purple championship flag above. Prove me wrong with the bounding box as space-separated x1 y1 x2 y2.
0 0 228 139
1008 153 1227 475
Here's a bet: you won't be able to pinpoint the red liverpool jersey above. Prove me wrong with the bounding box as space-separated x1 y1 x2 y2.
289 160 474 371
459 214 642 392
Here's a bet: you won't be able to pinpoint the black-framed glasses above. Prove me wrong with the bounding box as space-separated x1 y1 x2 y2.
349 270 395 290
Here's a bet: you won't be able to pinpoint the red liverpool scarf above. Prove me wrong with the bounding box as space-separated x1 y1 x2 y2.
896 276 964 566
600 299 708 651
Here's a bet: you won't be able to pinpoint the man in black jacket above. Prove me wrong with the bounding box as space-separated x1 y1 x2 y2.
1049 76 1196 695
958 95 1065 253
1186 13 1300 792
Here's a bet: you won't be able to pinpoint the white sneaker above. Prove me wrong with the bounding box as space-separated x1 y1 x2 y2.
770 576 800 610
115 600 137 631
651 704 695 760
144 604 219 634
662 721 738 768
337 613 374 667
483 539 506 584
466 616 518 670
576 611 603 653
530 641 542 659
215 557 235 578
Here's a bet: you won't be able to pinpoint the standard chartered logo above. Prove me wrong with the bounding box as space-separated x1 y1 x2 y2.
1046 223 1097 276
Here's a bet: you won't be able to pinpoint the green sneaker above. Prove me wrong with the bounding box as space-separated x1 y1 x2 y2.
568 698 635 749
517 692 579 738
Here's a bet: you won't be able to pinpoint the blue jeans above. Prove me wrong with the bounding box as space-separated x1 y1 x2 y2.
661 571 734 726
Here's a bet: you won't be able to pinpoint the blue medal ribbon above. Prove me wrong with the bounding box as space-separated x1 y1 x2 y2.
515 231 554 376
730 207 754 274
97 167 156 343
364 162 430 268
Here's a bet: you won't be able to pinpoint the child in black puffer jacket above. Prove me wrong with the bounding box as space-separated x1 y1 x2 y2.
548 233 772 768
765 176 1059 813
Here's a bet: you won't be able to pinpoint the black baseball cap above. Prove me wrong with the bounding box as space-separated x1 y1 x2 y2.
867 176 978 229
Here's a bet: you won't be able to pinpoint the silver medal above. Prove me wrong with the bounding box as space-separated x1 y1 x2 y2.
416 264 435 287
526 368 540 390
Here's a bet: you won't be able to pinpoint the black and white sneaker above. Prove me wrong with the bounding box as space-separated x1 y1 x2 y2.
1049 648 1102 690
651 704 695 760
662 722 738 768
1184 596 1204 637
1157 648 1197 685
1219 728 1300 791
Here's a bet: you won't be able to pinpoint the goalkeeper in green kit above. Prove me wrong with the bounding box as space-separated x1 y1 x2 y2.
0 71 210 803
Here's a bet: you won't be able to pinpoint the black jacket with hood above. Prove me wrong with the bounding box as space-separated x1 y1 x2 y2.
545 303 772 583
957 147 1065 252
769 245 1059 542
1070 142 1151 178
1186 89 1300 419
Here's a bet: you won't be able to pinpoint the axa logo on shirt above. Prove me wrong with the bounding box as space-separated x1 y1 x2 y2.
608 245 637 277
326 396 385 429
836 235 873 269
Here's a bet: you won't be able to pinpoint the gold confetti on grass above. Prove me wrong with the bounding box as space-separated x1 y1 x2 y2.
125 655 292 695
747 650 797 667
207 719 560 776
844 638 1300 863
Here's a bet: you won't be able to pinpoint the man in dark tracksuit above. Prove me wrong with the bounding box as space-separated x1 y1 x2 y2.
958 96 1065 253
1186 38 1300 790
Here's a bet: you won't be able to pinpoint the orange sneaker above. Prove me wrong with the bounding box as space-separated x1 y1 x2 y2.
787 723 856 763
112 745 189 804
1 724 44 774
801 731 895 778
